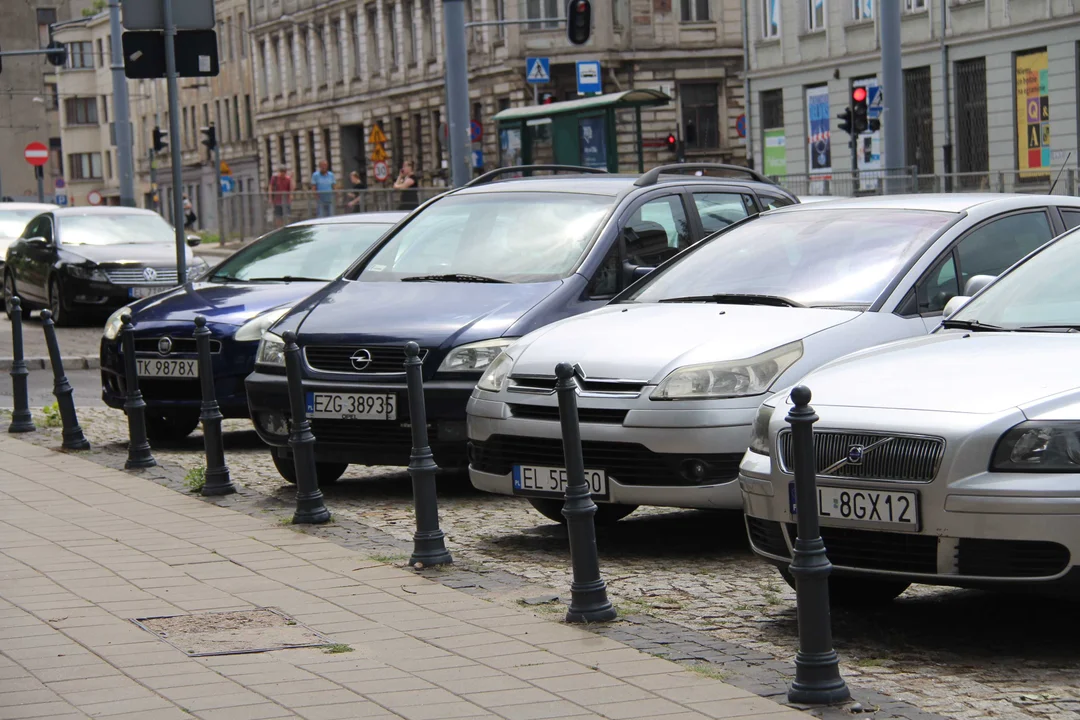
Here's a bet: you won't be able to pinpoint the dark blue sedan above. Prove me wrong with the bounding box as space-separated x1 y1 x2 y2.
100 212 405 441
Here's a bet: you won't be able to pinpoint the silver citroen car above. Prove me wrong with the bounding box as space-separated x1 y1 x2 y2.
742 223 1080 603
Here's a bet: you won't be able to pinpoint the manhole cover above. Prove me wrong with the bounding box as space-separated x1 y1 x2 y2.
132 608 331 657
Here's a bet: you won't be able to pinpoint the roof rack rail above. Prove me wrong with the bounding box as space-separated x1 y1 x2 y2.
634 163 774 188
465 165 608 188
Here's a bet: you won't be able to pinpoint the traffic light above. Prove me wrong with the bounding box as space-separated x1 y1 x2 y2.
152 126 168 152
666 133 677 152
45 40 67 67
539 92 555 104
837 108 853 135
566 0 591 45
852 86 869 134
201 124 217 151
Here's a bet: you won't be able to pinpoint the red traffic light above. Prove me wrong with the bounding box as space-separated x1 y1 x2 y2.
852 87 867 103
575 0 587 11
666 133 677 146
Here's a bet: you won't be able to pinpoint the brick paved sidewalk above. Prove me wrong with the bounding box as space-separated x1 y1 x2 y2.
0 437 813 720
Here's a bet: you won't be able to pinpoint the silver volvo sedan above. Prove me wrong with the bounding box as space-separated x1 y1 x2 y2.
741 223 1080 603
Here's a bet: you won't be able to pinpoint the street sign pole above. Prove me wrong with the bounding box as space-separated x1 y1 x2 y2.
881 0 904 194
109 0 136 207
443 0 470 187
214 143 223 242
35 167 44 204
162 0 188 283
149 149 158 213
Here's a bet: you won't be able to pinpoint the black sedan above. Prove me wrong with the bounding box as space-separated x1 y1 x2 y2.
3 207 206 325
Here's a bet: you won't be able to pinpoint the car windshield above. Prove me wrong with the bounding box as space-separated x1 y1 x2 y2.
355 192 613 283
60 213 175 245
211 222 394 282
623 208 959 308
950 227 1080 331
0 210 39 239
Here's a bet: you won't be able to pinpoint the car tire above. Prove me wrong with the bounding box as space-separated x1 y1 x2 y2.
271 453 348 486
145 410 201 442
3 272 31 320
527 497 638 525
48 276 76 327
778 567 909 605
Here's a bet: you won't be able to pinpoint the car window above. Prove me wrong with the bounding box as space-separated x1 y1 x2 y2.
759 194 797 211
915 254 960 314
624 195 690 267
26 216 53 243
955 211 1053 286
1061 209 1080 231
692 192 753 234
0 210 39 240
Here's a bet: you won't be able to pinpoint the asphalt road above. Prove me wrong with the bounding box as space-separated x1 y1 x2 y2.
0 368 106 409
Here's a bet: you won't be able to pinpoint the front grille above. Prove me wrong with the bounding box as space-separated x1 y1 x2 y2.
310 419 419 447
132 378 202 402
508 404 628 425
105 267 179 284
787 524 939 574
778 430 944 483
133 337 221 355
304 345 428 374
469 435 742 487
746 517 790 558
508 375 646 396
958 538 1070 578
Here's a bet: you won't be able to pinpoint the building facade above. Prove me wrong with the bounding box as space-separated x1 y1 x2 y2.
249 0 748 196
745 0 1080 191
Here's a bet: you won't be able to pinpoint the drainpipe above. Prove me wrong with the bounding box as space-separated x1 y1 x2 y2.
940 0 953 189
741 0 754 168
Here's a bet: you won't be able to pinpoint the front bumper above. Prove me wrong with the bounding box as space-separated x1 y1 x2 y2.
244 369 475 467
65 276 173 311
466 394 759 509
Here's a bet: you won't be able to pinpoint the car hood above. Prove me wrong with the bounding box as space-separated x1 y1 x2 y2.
128 281 324 327
509 303 860 382
291 279 563 348
63 242 195 266
800 332 1080 414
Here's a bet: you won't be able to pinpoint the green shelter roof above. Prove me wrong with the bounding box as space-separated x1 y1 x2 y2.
493 89 671 123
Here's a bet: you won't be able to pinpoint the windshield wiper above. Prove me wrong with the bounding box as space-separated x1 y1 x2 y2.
210 275 249 283
400 273 508 284
1014 325 1080 333
245 276 326 282
941 318 1006 332
657 293 804 308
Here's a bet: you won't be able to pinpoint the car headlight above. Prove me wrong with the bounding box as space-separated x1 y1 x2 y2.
255 331 287 367
747 403 776 456
477 352 514 392
103 305 135 340
68 264 108 281
991 421 1080 472
651 341 804 400
235 306 293 342
187 259 209 280
438 338 518 374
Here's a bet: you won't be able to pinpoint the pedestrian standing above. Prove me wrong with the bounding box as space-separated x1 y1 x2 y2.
393 160 419 211
268 167 293 228
311 160 337 218
347 171 366 213
183 194 197 229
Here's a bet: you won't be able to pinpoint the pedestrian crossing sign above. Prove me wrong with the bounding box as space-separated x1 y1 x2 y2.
526 57 550 84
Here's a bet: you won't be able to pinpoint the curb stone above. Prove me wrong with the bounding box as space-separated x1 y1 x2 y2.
0 356 99 372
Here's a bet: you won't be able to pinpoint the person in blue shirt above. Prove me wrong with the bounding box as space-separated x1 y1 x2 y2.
310 160 337 217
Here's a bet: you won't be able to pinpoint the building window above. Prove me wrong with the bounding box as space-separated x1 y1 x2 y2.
680 0 709 22
852 0 872 21
412 113 424 170
492 0 505 38
105 150 113 180
366 8 380 73
44 83 59 110
955 57 988 185
95 39 104 65
904 66 934 180
905 0 926 11
387 4 399 69
807 0 825 30
762 0 780 38
422 0 436 59
680 83 720 150
100 95 109 124
69 152 103 180
239 12 247 56
223 99 232 142
349 13 361 76
64 98 99 126
432 109 443 169
393 116 404 168
403 0 417 64
67 41 93 69
330 20 343 81
37 8 57 47
526 0 560 30
244 95 253 139
233 96 241 143
760 89 785 176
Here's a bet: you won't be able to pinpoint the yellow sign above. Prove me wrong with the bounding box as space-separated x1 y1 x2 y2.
220 161 232 176
1015 49 1050 176
369 125 387 145
370 145 387 162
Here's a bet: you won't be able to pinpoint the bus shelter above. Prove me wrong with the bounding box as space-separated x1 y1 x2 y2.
494 89 671 174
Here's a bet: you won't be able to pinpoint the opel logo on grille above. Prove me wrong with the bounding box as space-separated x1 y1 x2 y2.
143 267 158 282
846 445 865 465
349 349 373 371
157 337 172 355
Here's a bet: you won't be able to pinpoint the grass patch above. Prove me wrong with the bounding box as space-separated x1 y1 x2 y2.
763 593 783 606
41 402 62 428
853 657 885 667
688 663 728 681
277 517 293 526
183 467 206 493
323 643 354 654
370 553 409 564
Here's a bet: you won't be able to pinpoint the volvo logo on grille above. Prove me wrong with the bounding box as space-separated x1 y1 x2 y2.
143 267 158 282
157 337 173 355
821 436 896 475
349 349 373 371
846 445 865 465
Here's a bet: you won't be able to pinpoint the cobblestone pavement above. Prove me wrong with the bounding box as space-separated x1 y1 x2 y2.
1 314 103 361
16 407 1080 720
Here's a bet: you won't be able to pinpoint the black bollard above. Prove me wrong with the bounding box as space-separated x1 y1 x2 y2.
403 341 452 567
555 362 617 624
119 315 156 469
40 310 89 450
194 316 235 495
7 298 35 433
786 385 850 705
282 331 330 524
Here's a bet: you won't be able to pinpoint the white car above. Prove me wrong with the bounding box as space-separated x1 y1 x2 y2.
742 223 1080 602
468 195 1080 524
0 202 58 273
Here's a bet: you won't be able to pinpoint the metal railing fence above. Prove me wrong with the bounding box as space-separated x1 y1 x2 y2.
768 166 1078 198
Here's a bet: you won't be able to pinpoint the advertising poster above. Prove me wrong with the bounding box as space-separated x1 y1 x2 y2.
806 85 831 176
763 128 786 176
499 127 522 167
578 116 608 170
1015 49 1050 176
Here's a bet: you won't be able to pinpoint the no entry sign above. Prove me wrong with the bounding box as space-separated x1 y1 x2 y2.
24 142 49 167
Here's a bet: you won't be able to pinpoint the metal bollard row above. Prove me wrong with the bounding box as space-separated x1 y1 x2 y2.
119 315 156 469
195 316 236 496
7 298 35 434
41 310 89 450
282 331 331 524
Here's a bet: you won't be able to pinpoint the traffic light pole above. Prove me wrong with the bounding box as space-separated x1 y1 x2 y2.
108 0 136 207
881 0 905 194
213 140 223 243
443 0 471 188
162 0 188 282
149 149 159 213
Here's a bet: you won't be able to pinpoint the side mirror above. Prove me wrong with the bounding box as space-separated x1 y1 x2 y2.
26 236 49 248
943 295 971 319
962 274 995 296
185 234 202 247
631 265 654 280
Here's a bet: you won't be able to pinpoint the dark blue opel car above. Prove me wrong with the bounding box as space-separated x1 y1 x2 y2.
100 212 404 441
246 165 797 483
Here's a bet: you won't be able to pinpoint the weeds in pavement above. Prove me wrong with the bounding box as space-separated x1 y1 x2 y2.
370 553 408 564
688 663 728 681
277 517 293 526
323 643 354 654
42 403 61 428
183 467 206 493
854 657 885 667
